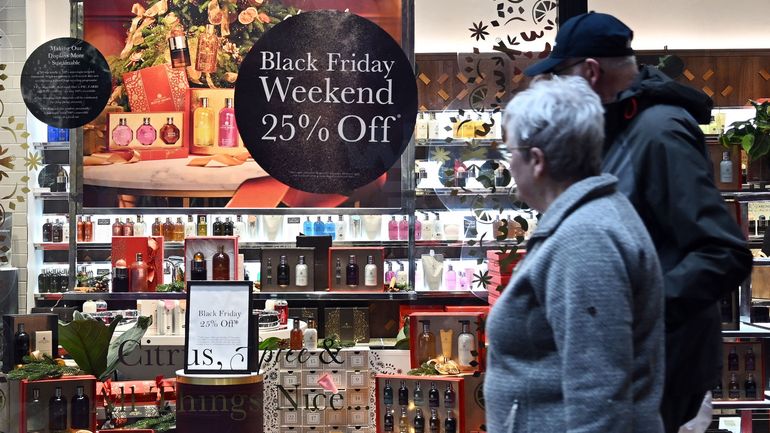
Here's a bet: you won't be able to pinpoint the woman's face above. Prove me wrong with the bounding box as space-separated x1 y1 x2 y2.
508 143 536 207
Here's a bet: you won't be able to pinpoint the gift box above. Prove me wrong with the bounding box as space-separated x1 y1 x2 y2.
111 236 164 292
96 379 177 406
398 306 444 329
84 105 125 155
708 137 742 191
408 312 486 372
289 307 319 324
374 373 485 433
18 375 97 433
261 247 316 292
107 111 188 160
714 341 765 401
2 313 59 373
486 249 525 276
184 236 239 281
188 88 246 156
328 247 385 291
123 64 189 112
297 235 332 291
324 307 370 343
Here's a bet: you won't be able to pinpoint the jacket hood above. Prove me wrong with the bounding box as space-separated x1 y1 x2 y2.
616 65 713 124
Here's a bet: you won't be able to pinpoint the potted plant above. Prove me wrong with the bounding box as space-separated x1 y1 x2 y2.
720 100 770 182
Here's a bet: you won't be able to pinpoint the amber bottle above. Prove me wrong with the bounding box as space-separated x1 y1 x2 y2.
173 217 185 241
290 317 303 350
152 217 162 237
190 252 207 281
162 218 174 242
212 245 230 280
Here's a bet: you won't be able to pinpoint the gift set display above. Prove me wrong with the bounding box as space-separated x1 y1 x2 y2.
2 314 59 373
5 376 98 433
713 342 765 401
407 313 485 372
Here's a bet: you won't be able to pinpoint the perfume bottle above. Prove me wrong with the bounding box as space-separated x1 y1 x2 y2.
112 118 133 146
398 381 409 406
224 217 234 236
277 255 290 287
163 217 174 242
84 216 93 242
388 216 399 240
335 215 347 241
130 253 149 292
303 318 317 349
350 215 362 239
415 216 422 240
52 219 63 243
313 217 325 237
745 373 757 399
168 24 191 68
303 216 313 235
399 406 408 433
290 317 303 350
445 410 457 433
197 215 208 236
219 97 239 147
727 346 739 370
136 117 157 145
384 406 394 433
414 408 426 433
113 263 129 292
174 217 185 241
364 255 378 287
346 255 359 287
383 379 394 405
458 271 468 290
429 408 440 433
396 261 408 286
14 323 30 365
123 218 134 236
160 117 181 145
444 383 456 408
191 252 207 281
458 320 476 371
728 372 740 399
76 216 84 242
71 385 90 429
152 217 162 237
212 245 230 280
134 215 146 236
194 97 215 146
42 218 52 242
112 218 124 237
418 320 437 365
415 112 428 142
712 381 723 399
49 386 68 431
746 347 756 370
432 212 443 240
213 217 223 236
385 261 396 286
325 216 336 240
422 213 434 240
428 382 439 408
398 215 409 240
296 255 308 287
195 24 219 73
335 258 342 285
428 112 441 140
27 388 46 432
234 215 246 238
265 258 273 285
445 264 457 290
720 151 733 183
414 381 424 405
184 215 197 237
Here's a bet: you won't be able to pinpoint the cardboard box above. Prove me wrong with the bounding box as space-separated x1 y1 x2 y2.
107 111 188 160
328 247 385 291
19 375 97 433
184 236 239 281
188 88 246 155
123 64 189 112
408 312 486 372
324 307 370 343
2 314 59 373
261 247 316 292
715 341 764 401
289 307 319 324
111 236 164 292
96 378 176 406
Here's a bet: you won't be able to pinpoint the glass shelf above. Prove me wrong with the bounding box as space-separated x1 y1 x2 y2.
32 190 69 199
416 187 515 197
33 243 70 251
414 138 501 147
35 290 488 302
713 392 770 409
32 141 71 150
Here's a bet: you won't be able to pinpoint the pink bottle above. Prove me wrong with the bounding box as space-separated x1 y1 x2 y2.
415 217 422 240
458 271 468 290
387 216 398 240
398 216 409 240
384 261 396 285
219 97 239 147
112 118 133 146
445 264 457 290
136 117 157 145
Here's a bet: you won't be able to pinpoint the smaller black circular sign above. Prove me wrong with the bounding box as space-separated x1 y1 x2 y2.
21 37 111 129
235 10 418 194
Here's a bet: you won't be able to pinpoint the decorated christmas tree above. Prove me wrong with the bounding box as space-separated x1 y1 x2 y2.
108 0 297 109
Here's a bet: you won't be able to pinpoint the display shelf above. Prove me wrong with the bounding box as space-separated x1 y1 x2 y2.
713 392 770 409
35 290 488 302
722 191 770 201
414 138 501 147
32 141 71 150
32 190 69 199
33 242 70 251
66 239 520 250
721 321 770 337
416 187 515 196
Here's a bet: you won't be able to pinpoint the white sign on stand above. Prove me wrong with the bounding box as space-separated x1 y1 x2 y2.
184 281 254 374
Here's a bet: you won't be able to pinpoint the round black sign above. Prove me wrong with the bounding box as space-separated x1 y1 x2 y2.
21 37 111 129
235 10 418 194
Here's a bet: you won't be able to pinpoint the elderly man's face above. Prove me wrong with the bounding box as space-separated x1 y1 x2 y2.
508 142 535 207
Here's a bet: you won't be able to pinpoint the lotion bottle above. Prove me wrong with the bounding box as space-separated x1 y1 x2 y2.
457 319 477 371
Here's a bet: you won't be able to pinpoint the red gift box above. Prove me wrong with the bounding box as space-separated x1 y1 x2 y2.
96 379 177 406
183 236 239 281
19 375 97 433
486 249 525 275
123 64 189 112
111 236 164 292
328 247 385 291
398 305 444 329
408 312 486 373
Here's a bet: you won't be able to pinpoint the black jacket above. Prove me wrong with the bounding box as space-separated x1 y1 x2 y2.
602 66 753 396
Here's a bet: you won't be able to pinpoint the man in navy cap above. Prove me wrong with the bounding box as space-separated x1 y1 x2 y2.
524 11 752 433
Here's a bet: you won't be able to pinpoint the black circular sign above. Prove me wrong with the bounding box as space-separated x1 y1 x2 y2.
235 10 418 194
21 37 111 129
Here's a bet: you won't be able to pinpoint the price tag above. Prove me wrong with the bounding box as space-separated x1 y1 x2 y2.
184 281 255 374
287 217 301 224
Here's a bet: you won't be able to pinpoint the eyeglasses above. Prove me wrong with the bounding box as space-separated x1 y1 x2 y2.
551 58 588 75
509 146 532 151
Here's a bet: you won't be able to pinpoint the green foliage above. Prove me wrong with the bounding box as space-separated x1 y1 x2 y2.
407 362 440 376
125 411 176 432
156 280 185 292
720 100 770 161
7 355 83 381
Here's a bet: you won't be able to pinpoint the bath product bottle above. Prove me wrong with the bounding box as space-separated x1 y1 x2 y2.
432 212 443 240
134 215 146 236
346 255 359 287
399 406 408 433
70 385 90 429
384 261 396 286
160 117 181 144
415 112 428 142
388 216 399 240
439 328 454 362
212 245 230 280
398 215 409 240
445 264 457 290
14 323 29 365
26 388 46 432
414 408 425 433
458 272 468 290
429 408 440 433
295 255 308 287
364 255 378 287
84 216 93 242
398 380 409 406
42 219 52 242
746 347 756 370
383 379 393 405
130 253 149 292
264 258 272 285
136 117 157 145
303 217 313 235
313 217 325 237
197 215 208 236
167 24 191 68
428 112 441 139
428 382 439 408
745 373 757 399
174 217 185 241
122 217 134 236
112 264 129 292
277 255 290 287
290 317 303 350
720 151 733 183
444 383 456 408
415 216 422 240
213 217 223 236
727 346 739 370
194 97 215 146
234 215 246 238
303 318 317 349
728 372 740 399
325 216 336 240
191 252 207 280
195 24 219 73
422 213 433 240
219 97 239 147
48 386 68 431
335 215 347 241
162 217 174 241
112 218 124 237
185 215 197 237
350 215 362 239
417 320 437 364
413 381 424 405
224 217 234 236
396 261 408 286
335 257 342 285
445 410 457 433
112 118 133 146
384 406 394 432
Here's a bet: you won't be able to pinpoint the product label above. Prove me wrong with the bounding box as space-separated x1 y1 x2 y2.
97 219 111 225
287 217 301 224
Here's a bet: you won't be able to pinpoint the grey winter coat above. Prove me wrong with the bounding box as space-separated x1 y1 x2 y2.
484 174 665 433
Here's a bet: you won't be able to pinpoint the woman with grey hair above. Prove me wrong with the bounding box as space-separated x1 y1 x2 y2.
484 75 665 433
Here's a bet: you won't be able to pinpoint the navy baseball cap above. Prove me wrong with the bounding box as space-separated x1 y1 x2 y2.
524 12 634 76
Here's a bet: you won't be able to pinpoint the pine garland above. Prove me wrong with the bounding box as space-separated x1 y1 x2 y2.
6 355 83 381
124 412 176 432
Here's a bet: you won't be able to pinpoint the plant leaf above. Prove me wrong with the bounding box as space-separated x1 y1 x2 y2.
58 311 122 379
104 315 152 380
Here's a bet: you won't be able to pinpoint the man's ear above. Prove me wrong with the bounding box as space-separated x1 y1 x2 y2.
530 147 547 179
583 58 602 87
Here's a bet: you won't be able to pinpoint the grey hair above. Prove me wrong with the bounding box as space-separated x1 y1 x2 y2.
503 75 604 182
